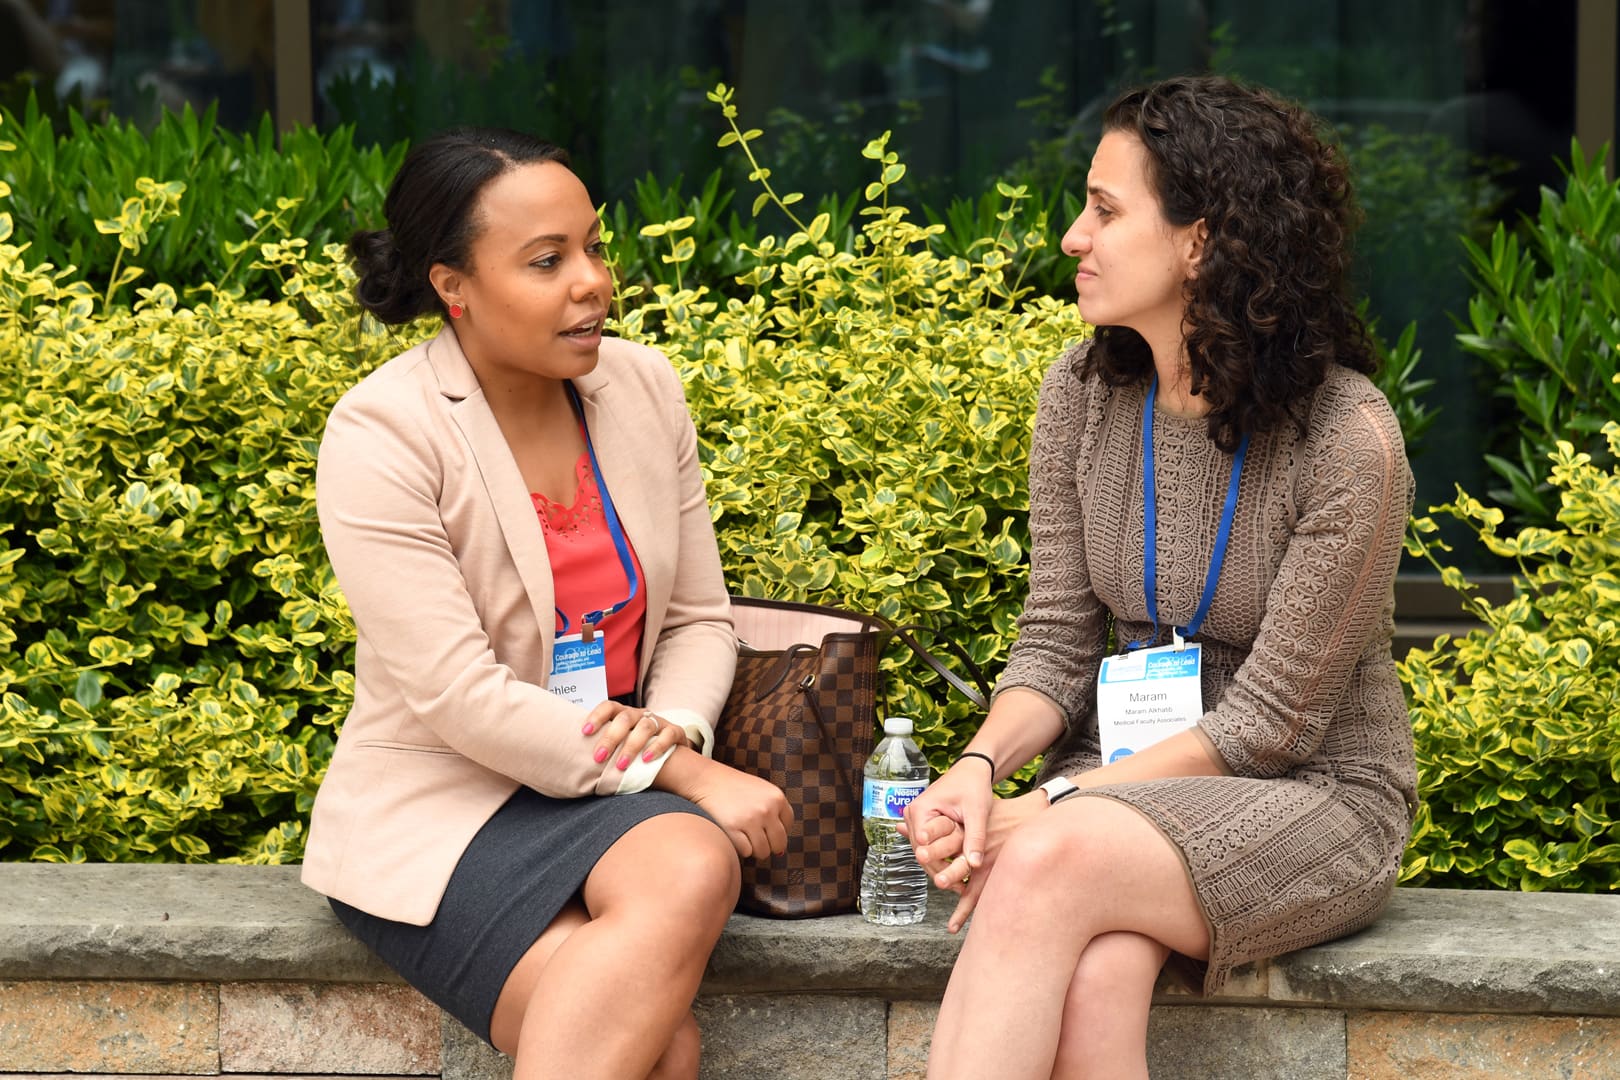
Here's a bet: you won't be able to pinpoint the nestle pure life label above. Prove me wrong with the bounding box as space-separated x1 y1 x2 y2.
863 779 928 820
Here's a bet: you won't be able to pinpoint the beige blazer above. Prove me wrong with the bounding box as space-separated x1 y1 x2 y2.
301 327 736 925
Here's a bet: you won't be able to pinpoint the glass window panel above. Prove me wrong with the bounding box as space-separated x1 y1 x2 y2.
0 0 1602 570
0 1 280 127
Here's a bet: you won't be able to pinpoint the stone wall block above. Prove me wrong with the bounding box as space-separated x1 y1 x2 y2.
1348 1010 1620 1078
1148 1004 1347 1080
886 1000 936 1080
440 1013 513 1080
0 980 217 1073
696 994 887 1080
218 981 438 1074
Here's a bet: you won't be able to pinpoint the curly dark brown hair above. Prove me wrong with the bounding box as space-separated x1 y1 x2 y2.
1081 75 1375 451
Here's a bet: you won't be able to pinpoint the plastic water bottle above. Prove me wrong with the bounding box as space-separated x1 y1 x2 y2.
859 716 931 925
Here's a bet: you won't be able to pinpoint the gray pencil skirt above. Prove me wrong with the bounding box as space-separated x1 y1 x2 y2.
328 785 711 1046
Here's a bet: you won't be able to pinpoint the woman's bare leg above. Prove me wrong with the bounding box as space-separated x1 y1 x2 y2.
1049 931 1169 1080
489 813 739 1080
927 796 1207 1080
647 1012 702 1080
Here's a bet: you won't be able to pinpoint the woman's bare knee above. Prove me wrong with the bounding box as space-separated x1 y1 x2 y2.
974 812 1102 931
587 813 740 931
1066 931 1169 1004
660 817 742 916
983 800 1209 960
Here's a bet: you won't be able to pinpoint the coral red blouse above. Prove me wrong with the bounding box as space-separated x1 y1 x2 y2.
531 450 647 699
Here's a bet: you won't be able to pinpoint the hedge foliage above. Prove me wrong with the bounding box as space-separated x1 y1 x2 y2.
3 91 1609 891
0 112 405 859
614 88 1086 774
1400 423 1620 891
0 91 1080 861
0 94 401 304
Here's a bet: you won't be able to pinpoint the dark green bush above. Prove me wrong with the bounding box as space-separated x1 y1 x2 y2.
1457 141 1620 526
0 94 403 303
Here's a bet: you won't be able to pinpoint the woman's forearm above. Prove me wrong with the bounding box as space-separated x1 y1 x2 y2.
647 745 711 800
1072 725 1230 788
959 687 1068 782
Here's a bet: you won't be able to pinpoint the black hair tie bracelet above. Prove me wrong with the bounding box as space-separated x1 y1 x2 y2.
956 751 995 777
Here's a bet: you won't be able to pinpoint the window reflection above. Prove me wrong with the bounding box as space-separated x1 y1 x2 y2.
0 0 1602 573
0 1 277 127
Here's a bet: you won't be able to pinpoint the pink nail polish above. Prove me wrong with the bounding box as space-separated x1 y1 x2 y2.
642 750 656 762
617 756 631 770
582 723 596 736
593 747 609 763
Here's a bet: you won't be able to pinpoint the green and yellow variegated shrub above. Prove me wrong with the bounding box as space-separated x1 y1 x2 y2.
1400 422 1620 891
615 88 1088 774
0 98 1082 861
0 132 434 860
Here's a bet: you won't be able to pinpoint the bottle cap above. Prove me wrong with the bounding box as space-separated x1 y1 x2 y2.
882 716 914 735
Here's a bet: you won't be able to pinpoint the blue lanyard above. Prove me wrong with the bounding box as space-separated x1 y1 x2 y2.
552 383 639 638
1134 375 1249 649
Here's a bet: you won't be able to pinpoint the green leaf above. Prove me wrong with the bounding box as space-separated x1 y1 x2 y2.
73 671 103 710
169 834 210 858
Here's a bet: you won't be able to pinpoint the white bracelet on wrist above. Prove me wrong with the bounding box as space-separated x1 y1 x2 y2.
1038 776 1081 805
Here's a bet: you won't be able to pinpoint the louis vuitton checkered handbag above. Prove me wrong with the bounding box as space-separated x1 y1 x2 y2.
716 596 989 918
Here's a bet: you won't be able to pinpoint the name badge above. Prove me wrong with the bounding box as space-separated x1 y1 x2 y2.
548 633 609 710
1096 642 1203 763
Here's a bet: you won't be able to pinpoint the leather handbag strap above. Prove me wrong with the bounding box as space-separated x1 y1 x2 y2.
800 678 862 798
731 596 991 711
742 642 823 700
886 624 991 711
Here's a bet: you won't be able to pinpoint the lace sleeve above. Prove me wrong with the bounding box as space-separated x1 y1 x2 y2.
995 348 1111 730
1197 381 1413 776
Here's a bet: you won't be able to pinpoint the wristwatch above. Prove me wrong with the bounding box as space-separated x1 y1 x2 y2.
1039 776 1081 806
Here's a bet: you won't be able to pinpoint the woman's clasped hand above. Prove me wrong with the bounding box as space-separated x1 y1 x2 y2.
653 748 794 861
574 703 792 860
580 703 690 768
900 759 1036 932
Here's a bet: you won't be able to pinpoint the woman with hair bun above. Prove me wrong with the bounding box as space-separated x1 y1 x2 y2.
303 128 793 1079
902 76 1416 1078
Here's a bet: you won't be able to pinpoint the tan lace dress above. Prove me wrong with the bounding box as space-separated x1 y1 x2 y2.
1000 344 1417 993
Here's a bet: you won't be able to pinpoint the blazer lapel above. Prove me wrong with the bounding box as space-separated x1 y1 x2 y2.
573 362 667 665
428 329 558 655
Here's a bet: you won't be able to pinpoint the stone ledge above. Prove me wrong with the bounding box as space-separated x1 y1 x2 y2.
1272 888 1620 1016
2 865 1618 1017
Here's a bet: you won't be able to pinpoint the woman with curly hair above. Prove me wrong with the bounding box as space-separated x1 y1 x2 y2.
902 75 1415 1078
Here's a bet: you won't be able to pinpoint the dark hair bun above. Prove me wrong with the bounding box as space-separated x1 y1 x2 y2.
349 228 435 325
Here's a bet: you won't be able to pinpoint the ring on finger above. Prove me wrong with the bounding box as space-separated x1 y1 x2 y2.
961 869 972 886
